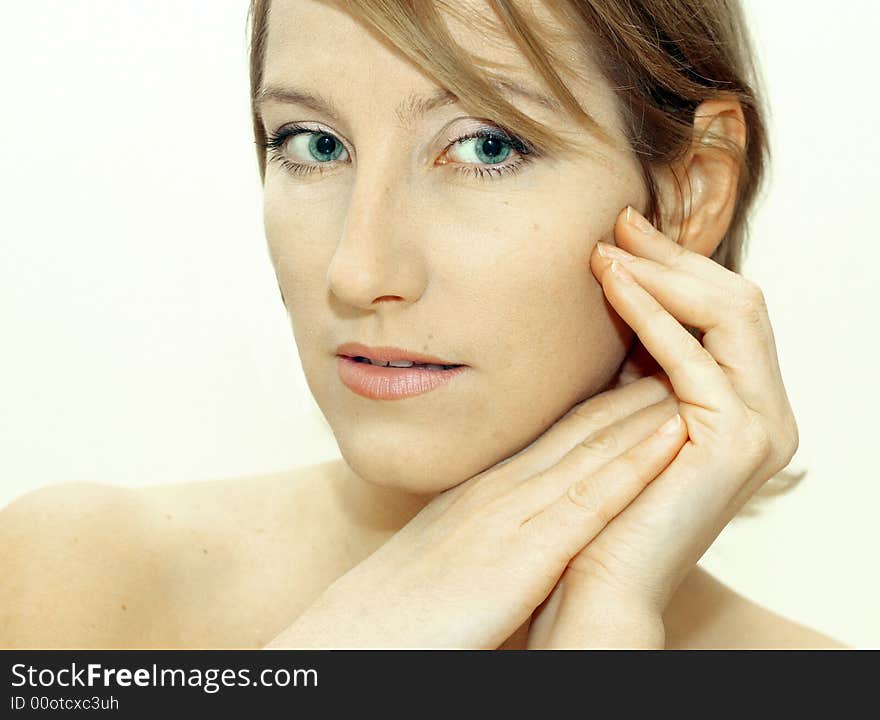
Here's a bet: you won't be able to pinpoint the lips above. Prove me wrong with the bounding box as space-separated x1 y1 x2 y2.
335 341 468 400
336 342 464 367
349 356 459 370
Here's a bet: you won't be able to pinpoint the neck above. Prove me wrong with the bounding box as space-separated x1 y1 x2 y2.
329 458 438 537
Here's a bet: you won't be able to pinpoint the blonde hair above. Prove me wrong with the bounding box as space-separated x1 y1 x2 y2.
246 1 800 508
247 0 770 275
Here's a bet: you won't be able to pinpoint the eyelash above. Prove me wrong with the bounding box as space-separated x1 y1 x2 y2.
262 123 540 181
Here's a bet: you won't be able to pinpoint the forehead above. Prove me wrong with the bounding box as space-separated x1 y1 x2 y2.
264 0 604 95
439 0 594 75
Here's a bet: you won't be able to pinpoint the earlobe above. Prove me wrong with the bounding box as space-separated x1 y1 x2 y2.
654 98 747 259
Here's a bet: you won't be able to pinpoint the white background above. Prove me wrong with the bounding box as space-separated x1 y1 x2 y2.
1 1 878 647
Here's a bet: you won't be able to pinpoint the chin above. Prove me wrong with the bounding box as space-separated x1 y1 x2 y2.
312 351 625 497
322 390 562 496
334 427 503 495
335 439 474 496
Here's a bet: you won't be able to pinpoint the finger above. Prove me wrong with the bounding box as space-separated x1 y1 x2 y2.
492 373 674 480
592 255 742 418
436 375 676 517
576 440 747 606
613 340 664 388
615 206 741 284
508 395 681 517
595 240 745 336
519 411 688 561
591 209 784 415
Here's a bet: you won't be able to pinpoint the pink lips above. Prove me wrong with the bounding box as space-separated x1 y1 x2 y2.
335 342 468 400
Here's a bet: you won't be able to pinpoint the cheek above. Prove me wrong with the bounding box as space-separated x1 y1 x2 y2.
262 188 345 411
260 175 635 493
474 226 631 417
263 185 334 315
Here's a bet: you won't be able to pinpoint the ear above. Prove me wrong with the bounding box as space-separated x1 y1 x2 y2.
651 97 747 257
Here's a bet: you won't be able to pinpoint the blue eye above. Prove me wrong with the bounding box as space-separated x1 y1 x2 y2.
263 123 538 181
443 128 537 180
265 127 349 169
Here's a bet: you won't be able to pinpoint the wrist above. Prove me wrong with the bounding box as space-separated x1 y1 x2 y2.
533 577 665 650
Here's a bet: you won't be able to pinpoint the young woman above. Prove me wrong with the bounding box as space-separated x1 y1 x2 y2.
1 0 847 649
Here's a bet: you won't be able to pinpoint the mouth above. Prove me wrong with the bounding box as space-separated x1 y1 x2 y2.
335 342 466 370
336 352 469 400
343 355 463 371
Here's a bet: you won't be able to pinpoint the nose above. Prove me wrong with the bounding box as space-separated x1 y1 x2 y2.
326 170 428 311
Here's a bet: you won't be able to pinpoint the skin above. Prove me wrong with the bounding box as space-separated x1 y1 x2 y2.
254 2 844 647
259 0 641 501
253 0 848 647
528 210 807 647
0 0 850 650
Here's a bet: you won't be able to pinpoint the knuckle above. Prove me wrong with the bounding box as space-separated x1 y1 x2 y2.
578 430 619 459
566 478 612 525
742 278 767 305
572 392 616 428
442 467 510 516
732 279 767 323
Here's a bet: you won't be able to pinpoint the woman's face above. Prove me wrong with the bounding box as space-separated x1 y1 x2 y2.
259 0 648 495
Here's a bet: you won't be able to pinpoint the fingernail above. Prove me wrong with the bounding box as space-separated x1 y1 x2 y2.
626 205 655 235
596 241 633 262
659 414 682 435
610 259 636 283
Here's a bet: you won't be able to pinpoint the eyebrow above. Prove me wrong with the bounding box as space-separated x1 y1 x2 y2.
254 76 561 127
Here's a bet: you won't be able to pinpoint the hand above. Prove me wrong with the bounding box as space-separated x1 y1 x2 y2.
264 374 686 649
527 206 799 649
611 332 664 390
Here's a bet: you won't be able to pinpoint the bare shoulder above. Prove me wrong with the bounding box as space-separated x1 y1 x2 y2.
0 462 333 649
0 481 157 648
663 566 850 650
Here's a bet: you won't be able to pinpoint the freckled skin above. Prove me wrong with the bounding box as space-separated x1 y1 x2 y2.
260 0 648 503
2 0 844 654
